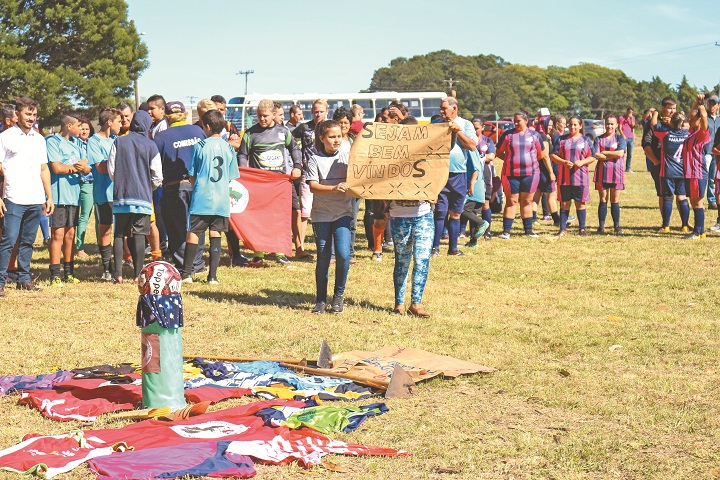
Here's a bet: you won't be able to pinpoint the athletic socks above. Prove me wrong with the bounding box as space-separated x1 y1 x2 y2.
113 238 124 278
209 237 221 280
63 261 74 278
559 209 569 230
182 242 199 279
502 217 514 234
433 217 445 249
522 217 534 233
551 212 560 225
372 224 385 253
610 203 621 229
661 198 673 227
99 244 112 272
130 235 145 278
679 199 690 227
482 208 492 233
694 208 705 234
597 202 608 229
577 209 587 230
532 211 537 222
49 263 62 279
447 217 460 252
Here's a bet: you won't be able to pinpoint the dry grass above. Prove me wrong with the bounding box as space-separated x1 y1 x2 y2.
1 152 720 479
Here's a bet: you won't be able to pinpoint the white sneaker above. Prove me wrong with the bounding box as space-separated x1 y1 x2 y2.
498 232 511 240
709 223 720 233
181 276 193 283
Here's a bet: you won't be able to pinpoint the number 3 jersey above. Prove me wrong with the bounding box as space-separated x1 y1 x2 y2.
188 137 239 217
238 123 302 173
653 125 689 179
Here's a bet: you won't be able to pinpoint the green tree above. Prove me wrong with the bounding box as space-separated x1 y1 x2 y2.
676 75 698 114
0 0 148 123
634 76 675 113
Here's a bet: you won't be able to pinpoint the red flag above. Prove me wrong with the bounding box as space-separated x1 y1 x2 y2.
229 167 293 257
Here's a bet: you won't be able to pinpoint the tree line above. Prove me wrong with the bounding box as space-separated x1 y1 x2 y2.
0 0 147 125
368 50 710 119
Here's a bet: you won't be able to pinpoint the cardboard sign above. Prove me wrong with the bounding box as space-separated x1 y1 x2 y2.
346 123 452 200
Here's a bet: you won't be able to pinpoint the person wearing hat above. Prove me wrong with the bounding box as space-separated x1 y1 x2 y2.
703 94 720 211
153 101 207 274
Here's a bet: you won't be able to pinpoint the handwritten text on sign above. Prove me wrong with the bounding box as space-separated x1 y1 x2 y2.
346 123 451 200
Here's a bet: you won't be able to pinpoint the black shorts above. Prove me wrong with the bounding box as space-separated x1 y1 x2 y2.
189 214 229 233
114 213 151 237
291 183 300 211
51 205 79 228
95 203 113 225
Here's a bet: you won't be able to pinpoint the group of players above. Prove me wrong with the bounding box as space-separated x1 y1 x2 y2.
0 91 718 299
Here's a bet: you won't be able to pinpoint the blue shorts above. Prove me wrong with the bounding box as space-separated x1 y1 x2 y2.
537 167 556 193
660 177 686 197
597 182 623 190
558 184 590 203
649 163 661 196
436 172 468 215
502 174 539 195
685 178 708 199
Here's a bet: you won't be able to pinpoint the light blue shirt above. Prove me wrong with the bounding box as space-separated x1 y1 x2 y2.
188 137 239 217
87 134 116 205
449 116 478 173
47 134 82 206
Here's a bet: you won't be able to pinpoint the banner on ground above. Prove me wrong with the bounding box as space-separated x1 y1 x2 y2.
346 123 452 201
330 346 495 384
229 167 293 257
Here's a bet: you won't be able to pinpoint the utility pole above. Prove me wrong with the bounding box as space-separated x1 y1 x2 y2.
236 69 255 95
186 95 198 105
715 43 720 96
444 77 460 98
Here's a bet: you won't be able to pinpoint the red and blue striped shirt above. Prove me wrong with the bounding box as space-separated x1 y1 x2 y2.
682 129 711 180
593 133 626 185
552 134 595 186
498 129 542 177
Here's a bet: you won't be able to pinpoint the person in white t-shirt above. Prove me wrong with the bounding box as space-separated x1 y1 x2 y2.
0 96 54 296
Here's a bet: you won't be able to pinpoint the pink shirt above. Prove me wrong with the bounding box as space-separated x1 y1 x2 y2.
618 115 636 140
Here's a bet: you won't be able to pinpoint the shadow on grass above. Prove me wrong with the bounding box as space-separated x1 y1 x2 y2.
186 288 386 312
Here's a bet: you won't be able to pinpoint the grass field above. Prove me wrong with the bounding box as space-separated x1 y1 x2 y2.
1 154 719 479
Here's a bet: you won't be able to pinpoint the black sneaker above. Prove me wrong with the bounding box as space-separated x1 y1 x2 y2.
312 301 326 314
331 295 344 313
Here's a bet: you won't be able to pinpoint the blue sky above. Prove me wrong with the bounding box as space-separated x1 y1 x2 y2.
126 0 720 104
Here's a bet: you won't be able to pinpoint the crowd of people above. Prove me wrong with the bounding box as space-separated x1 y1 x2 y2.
0 92 719 318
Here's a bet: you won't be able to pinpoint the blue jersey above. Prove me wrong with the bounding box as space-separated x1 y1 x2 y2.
188 137 239 217
46 133 82 206
654 126 688 178
87 134 116 205
449 117 478 173
465 149 485 202
153 124 206 185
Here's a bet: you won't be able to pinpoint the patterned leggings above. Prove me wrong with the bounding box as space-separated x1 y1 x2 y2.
390 211 434 305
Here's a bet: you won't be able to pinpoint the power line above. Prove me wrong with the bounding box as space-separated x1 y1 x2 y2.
602 42 715 66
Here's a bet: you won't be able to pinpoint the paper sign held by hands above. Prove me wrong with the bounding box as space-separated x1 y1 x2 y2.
346 123 452 201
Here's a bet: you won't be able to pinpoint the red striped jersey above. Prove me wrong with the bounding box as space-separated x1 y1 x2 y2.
498 129 542 177
552 134 595 186
653 126 688 178
682 128 711 179
593 133 627 185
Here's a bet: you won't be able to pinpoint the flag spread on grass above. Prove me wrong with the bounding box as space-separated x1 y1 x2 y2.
0 400 406 478
229 167 293 257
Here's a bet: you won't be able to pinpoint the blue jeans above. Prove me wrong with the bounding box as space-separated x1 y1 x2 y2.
0 200 42 285
625 139 634 171
391 211 434 305
314 216 352 302
707 155 717 206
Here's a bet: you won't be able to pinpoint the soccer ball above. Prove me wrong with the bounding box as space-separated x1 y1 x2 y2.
137 261 182 295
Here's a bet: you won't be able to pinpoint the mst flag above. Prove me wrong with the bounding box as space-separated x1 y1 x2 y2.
229 167 293 257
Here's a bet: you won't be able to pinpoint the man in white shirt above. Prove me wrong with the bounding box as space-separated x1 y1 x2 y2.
0 96 54 296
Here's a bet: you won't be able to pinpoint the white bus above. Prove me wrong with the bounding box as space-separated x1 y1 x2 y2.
225 91 446 132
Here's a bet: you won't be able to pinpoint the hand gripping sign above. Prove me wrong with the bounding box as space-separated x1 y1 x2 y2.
346 123 452 201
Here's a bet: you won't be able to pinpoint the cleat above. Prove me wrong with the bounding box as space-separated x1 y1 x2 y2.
596 227 606 234
658 226 671 234
497 232 511 240
525 231 539 238
430 248 440 257
371 252 383 261
556 230 567 237
447 250 465 256
475 220 490 239
578 229 588 237
101 271 113 282
181 276 193 283
614 227 624 235
681 226 691 234
276 254 292 266
50 276 64 288
64 275 80 284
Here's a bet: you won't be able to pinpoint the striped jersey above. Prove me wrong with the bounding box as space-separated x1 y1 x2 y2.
682 128 711 180
593 133 626 185
497 129 542 177
238 123 301 173
477 135 496 156
552 134 595 186
653 126 688 178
